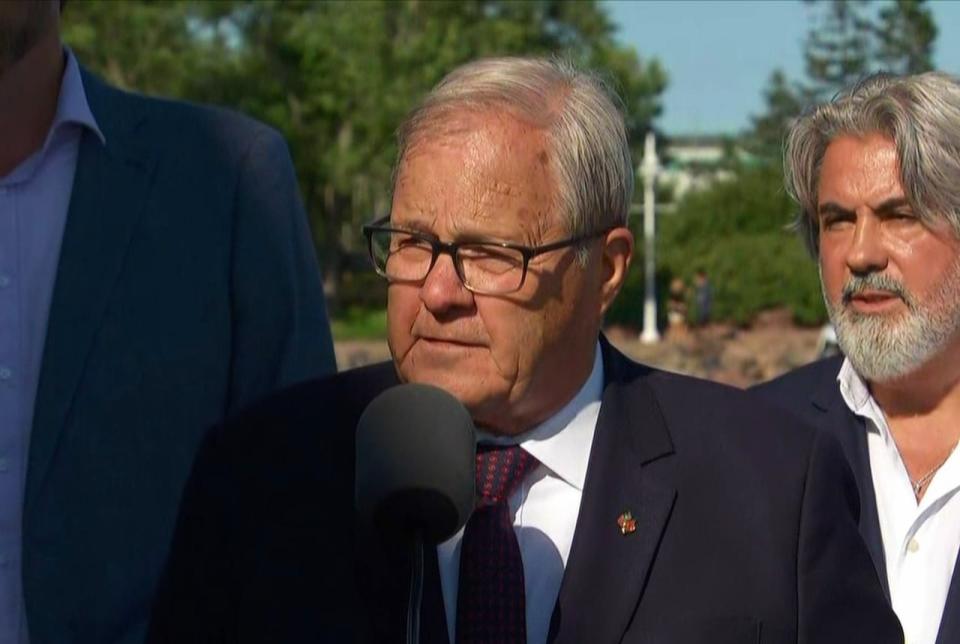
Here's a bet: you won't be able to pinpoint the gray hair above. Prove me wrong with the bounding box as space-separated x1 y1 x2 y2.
784 71 960 255
394 57 634 241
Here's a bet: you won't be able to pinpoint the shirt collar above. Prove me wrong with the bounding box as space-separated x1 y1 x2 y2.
2 47 105 186
837 357 890 440
54 47 105 145
476 343 603 491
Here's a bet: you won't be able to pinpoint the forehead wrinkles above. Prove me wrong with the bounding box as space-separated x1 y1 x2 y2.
396 112 558 235
819 135 903 204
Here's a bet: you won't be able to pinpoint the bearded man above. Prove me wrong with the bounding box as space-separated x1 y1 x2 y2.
755 72 960 644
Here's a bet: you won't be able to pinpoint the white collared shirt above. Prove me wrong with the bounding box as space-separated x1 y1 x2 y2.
437 343 603 644
838 359 960 644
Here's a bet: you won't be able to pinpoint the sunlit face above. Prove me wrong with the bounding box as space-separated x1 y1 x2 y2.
386 111 621 434
817 133 960 382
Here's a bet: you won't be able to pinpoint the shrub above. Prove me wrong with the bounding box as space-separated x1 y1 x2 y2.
606 163 827 328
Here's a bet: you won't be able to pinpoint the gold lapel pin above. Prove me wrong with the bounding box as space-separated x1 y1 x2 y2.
617 511 637 535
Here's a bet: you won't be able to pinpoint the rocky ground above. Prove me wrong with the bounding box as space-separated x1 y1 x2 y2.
334 309 825 389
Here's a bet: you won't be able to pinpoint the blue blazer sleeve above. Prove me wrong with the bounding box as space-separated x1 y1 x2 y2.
227 127 336 411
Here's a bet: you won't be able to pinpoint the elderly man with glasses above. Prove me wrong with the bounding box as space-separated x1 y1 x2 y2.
148 57 898 643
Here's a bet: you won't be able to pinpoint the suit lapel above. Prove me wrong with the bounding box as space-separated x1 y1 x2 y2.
549 344 676 643
26 70 156 508
810 366 888 597
810 360 960 642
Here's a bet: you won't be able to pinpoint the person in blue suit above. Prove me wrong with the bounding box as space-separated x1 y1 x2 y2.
755 72 960 644
0 2 336 642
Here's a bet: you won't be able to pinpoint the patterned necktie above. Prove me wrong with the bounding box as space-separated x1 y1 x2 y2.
455 444 540 643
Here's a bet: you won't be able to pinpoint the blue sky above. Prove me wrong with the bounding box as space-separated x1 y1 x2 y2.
605 0 960 135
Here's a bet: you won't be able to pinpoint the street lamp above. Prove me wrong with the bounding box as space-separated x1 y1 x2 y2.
639 131 660 344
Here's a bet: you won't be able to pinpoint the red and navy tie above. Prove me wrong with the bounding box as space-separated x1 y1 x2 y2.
455 444 540 643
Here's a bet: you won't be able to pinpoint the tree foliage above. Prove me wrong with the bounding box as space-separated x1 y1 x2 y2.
608 163 825 328
875 0 937 74
746 0 937 163
803 0 874 99
803 0 936 99
62 0 667 310
664 164 824 326
744 69 806 161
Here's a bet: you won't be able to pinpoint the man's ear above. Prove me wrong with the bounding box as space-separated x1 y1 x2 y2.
598 227 634 316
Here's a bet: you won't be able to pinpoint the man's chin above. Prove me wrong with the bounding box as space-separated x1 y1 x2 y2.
835 317 933 383
399 366 500 409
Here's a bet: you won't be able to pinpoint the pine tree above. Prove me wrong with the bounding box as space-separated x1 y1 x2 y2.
745 69 806 161
875 0 937 74
803 0 873 100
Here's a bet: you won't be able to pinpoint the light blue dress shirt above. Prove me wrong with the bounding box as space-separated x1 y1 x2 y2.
0 48 103 644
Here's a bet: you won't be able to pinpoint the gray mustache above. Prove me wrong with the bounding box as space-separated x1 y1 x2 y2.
841 273 911 306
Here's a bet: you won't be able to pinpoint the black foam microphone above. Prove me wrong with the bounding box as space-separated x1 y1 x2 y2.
356 383 476 644
356 382 476 544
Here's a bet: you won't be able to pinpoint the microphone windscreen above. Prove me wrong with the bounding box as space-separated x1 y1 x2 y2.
355 383 475 545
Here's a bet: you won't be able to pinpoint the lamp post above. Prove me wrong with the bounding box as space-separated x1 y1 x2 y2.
639 131 660 344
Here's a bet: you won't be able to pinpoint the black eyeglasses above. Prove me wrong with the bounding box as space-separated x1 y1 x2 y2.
362 216 613 294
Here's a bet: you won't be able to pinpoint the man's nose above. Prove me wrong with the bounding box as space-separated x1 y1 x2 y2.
845 214 888 275
419 252 474 313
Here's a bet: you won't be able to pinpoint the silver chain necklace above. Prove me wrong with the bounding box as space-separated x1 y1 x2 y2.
911 441 959 499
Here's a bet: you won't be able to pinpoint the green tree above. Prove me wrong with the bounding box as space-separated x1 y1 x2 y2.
62 1 202 95
875 0 937 74
748 0 939 164
609 162 827 328
802 0 937 98
65 0 667 310
663 164 823 326
803 0 873 100
744 69 806 162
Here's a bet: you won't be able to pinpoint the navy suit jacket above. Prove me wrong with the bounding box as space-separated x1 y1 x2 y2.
23 68 336 643
148 340 899 643
754 356 960 644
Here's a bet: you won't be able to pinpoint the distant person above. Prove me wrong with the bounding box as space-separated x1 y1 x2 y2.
692 269 713 326
666 276 688 336
0 1 335 642
149 56 898 644
755 71 960 644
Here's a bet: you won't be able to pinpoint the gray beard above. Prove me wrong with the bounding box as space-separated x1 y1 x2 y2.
822 258 960 383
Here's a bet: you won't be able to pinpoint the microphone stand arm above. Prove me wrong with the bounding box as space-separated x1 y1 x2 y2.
407 531 424 644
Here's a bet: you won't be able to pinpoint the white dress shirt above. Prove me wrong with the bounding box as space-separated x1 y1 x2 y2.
437 343 603 644
838 359 960 644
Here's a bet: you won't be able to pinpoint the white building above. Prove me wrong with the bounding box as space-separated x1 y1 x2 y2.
658 134 744 201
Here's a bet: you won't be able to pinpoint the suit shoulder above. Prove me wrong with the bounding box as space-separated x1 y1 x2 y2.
645 367 760 413
643 367 818 448
142 94 279 154
84 70 282 157
605 348 782 426
231 362 396 427
207 362 397 459
752 356 843 401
